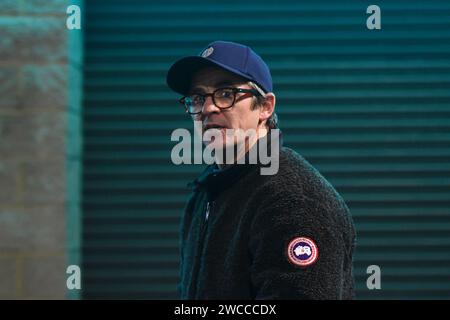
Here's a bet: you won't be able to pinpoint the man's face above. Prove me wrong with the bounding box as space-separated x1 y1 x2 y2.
189 66 262 150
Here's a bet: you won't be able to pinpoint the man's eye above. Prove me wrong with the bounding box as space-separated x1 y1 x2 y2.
217 90 233 98
191 95 203 104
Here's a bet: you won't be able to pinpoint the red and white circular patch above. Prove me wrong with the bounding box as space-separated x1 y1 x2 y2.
287 237 318 267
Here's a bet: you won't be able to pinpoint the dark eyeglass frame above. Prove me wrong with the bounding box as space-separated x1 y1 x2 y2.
179 87 261 115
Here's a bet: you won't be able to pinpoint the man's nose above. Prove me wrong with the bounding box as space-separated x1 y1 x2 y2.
201 95 220 116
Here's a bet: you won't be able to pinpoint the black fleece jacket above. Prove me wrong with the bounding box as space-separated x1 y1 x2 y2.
179 132 356 299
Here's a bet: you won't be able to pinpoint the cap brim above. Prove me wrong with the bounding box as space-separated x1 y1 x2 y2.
166 56 253 96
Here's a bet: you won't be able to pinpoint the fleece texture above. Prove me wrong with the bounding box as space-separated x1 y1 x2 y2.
179 135 356 300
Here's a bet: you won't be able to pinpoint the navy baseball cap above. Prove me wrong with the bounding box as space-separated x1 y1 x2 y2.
166 41 273 96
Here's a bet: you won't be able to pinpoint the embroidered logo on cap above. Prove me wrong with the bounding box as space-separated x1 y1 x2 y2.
201 46 214 58
287 237 318 267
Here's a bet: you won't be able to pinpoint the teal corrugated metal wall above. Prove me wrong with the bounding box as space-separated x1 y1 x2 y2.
82 0 450 299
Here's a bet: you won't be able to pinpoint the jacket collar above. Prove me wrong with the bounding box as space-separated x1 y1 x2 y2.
188 129 283 200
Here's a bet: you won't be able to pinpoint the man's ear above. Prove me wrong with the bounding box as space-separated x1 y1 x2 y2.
259 93 276 124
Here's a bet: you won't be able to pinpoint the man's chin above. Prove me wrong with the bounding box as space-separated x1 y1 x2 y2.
204 139 251 165
203 140 231 150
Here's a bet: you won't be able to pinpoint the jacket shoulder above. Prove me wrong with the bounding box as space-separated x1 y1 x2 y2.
253 147 355 236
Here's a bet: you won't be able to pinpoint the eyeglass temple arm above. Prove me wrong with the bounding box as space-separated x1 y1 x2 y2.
248 82 266 96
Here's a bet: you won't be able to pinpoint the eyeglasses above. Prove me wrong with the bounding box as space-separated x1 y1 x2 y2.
179 86 261 115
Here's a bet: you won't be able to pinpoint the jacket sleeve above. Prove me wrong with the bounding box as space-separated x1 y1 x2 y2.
248 188 355 300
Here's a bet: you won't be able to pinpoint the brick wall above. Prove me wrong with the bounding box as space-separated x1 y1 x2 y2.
0 0 83 299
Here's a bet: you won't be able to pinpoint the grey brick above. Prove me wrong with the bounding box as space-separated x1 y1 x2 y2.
21 64 68 110
28 17 68 63
22 254 66 298
0 112 66 161
0 66 20 110
0 256 17 297
22 160 66 204
0 161 19 204
0 17 67 63
0 205 66 250
0 0 20 14
0 17 30 62
21 0 68 15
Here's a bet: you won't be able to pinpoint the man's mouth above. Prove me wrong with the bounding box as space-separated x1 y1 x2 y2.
203 124 227 131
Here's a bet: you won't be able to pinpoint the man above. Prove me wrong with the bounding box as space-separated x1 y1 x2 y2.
166 40 356 299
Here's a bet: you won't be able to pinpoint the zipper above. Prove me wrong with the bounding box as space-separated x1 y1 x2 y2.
205 201 211 222
199 200 213 246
